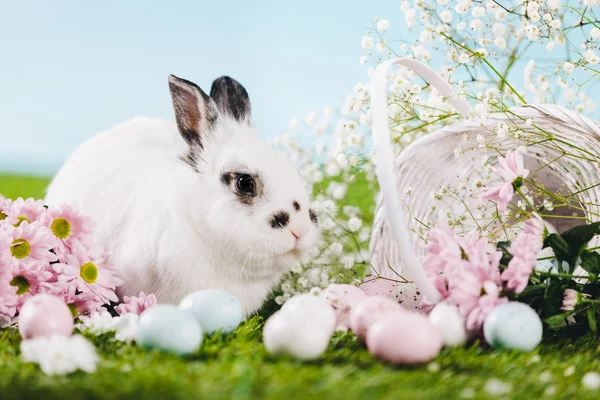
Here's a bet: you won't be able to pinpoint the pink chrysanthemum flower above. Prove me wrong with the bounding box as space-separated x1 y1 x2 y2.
114 291 157 316
54 244 123 305
0 194 11 226
0 229 12 268
480 149 529 214
446 238 503 319
423 222 507 333
501 215 545 294
40 204 93 253
464 280 508 332
3 222 57 265
46 282 105 317
0 281 18 319
2 198 46 227
3 261 54 310
422 222 466 297
561 289 580 311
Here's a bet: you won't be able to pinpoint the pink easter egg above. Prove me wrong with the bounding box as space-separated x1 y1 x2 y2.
366 311 443 364
18 294 74 339
349 296 405 340
359 277 424 313
320 284 367 330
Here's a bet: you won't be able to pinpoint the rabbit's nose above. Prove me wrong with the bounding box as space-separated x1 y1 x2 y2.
292 230 307 240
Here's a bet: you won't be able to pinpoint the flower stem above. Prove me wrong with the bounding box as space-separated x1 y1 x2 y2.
439 32 526 104
515 186 535 211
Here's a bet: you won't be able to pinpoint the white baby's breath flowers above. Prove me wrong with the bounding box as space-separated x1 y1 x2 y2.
21 334 99 376
376 19 390 31
305 111 317 127
76 310 139 343
470 19 483 31
441 10 453 23
563 62 575 74
348 217 363 232
494 37 507 49
361 36 374 50
584 49 600 65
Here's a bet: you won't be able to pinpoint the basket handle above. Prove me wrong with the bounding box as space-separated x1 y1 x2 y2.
371 58 471 304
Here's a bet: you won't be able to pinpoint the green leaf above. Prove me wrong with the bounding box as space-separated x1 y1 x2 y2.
561 222 600 251
542 279 567 317
497 241 512 267
544 234 570 270
559 222 600 270
545 312 570 329
587 305 597 334
580 251 600 274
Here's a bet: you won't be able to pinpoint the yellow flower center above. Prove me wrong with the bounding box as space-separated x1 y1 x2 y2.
10 239 30 259
0 211 6 221
14 215 30 227
80 262 98 284
51 218 71 239
9 275 30 295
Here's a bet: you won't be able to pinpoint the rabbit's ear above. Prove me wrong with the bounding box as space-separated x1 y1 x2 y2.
168 75 218 147
210 76 251 124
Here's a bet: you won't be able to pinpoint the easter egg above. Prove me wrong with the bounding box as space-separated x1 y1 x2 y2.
263 309 333 360
428 301 469 347
136 305 203 356
281 294 337 335
366 311 443 364
320 284 367 330
359 277 423 312
179 289 243 335
483 302 543 352
349 296 404 340
19 294 74 339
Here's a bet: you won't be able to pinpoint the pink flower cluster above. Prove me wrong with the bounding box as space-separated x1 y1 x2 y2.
423 214 544 332
0 195 123 320
501 214 545 294
114 291 157 316
480 148 529 214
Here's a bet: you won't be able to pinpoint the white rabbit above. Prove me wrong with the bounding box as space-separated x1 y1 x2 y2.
45 75 319 315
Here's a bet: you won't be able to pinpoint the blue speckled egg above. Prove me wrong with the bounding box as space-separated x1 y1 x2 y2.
179 289 243 335
136 305 203 356
483 302 543 352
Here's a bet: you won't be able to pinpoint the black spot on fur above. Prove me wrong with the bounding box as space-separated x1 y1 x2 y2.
309 209 318 224
270 212 290 229
221 173 231 186
293 201 300 211
181 148 199 172
210 76 251 123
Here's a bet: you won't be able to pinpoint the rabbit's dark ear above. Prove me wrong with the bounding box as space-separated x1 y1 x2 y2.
168 75 218 147
210 76 251 124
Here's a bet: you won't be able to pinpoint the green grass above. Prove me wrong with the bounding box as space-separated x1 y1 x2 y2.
2 174 600 399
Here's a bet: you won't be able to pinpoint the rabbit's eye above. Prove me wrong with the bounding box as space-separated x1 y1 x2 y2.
236 174 256 196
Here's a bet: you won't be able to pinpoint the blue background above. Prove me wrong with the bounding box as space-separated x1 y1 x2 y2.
0 1 399 175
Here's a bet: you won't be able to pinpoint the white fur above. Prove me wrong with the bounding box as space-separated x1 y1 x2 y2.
45 115 318 315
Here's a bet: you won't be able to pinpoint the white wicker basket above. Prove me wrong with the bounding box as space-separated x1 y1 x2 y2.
368 58 600 306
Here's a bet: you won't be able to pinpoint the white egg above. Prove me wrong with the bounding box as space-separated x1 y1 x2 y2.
281 294 337 335
263 310 334 360
428 301 469 347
